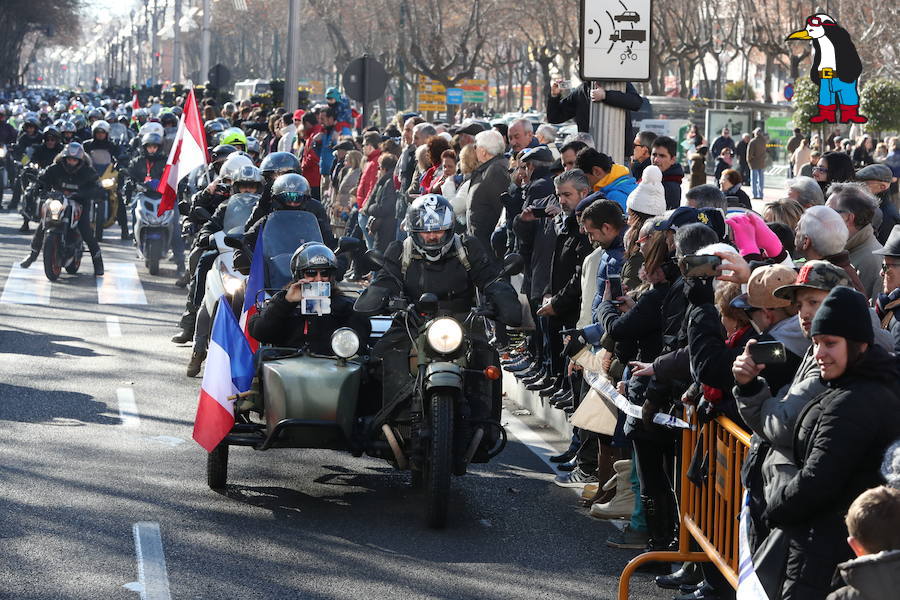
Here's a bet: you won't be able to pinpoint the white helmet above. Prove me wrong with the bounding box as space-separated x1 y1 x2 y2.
219 153 255 184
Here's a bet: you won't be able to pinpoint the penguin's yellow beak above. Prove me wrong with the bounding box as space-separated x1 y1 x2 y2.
787 29 812 40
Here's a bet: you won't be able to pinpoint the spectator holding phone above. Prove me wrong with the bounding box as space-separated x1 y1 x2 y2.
763 286 900 600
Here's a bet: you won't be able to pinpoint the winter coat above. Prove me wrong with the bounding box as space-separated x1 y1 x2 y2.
249 290 371 356
825 251 867 295
37 156 98 202
466 154 510 254
660 163 685 209
828 550 900 600
876 194 900 245
577 247 604 329
735 139 750 169
545 82 644 158
747 134 768 170
355 149 381 209
512 167 558 301
547 212 592 319
126 151 166 186
845 224 884 299
593 163 637 211
397 144 417 197
363 173 398 253
631 157 651 181
722 184 752 209
29 144 60 169
335 167 361 211
765 345 900 600
714 156 733 181
689 153 707 188
587 229 626 333
786 134 804 157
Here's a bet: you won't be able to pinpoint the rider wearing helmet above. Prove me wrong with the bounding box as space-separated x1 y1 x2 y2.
13 115 42 161
72 114 91 141
355 194 521 456
0 108 20 211
83 120 122 169
244 136 261 164
20 142 104 276
126 133 166 190
219 127 247 152
30 126 62 169
245 151 301 228
248 242 371 354
60 120 77 144
234 173 336 275
204 120 225 148
87 108 104 124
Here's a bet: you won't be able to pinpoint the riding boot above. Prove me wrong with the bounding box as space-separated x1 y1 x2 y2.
20 251 38 269
18 218 30 233
92 252 104 277
635 495 677 574
173 302 197 343
120 225 130 240
186 350 206 377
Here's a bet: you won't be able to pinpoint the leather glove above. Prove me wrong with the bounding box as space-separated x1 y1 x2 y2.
684 276 714 305
560 328 587 358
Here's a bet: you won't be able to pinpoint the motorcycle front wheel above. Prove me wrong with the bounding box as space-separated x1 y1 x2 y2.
424 392 454 529
42 232 62 281
64 244 83 274
207 443 229 490
145 237 162 275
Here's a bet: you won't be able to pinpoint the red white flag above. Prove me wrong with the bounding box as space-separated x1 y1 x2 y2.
131 92 140 110
157 89 208 216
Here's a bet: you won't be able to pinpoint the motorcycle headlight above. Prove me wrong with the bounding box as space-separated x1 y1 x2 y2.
426 317 463 354
330 328 360 359
222 272 244 296
101 177 116 188
47 199 64 219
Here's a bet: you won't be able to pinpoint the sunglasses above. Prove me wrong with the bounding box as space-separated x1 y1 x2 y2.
806 16 833 27
813 166 828 173
633 143 645 148
303 269 331 278
881 263 900 275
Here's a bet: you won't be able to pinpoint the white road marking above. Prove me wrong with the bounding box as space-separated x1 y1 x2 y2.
501 408 564 474
117 388 140 427
1 263 52 305
128 522 172 600
97 262 147 304
106 315 123 337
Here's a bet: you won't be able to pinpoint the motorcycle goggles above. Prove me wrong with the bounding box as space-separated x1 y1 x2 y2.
273 191 308 208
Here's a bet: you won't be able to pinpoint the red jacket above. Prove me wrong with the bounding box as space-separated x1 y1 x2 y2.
299 126 322 188
356 149 382 209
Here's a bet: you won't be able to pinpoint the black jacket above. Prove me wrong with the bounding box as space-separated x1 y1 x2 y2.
546 82 643 158
548 212 592 318
126 151 166 186
37 157 98 202
356 234 521 328
83 137 123 168
362 173 397 253
13 132 42 160
466 154 510 253
249 290 371 355
512 167 557 300
631 157 651 180
29 144 60 169
660 163 685 209
765 345 900 600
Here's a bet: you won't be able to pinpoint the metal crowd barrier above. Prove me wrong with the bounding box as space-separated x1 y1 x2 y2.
617 410 751 599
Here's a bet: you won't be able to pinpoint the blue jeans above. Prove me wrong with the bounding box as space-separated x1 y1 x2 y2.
358 212 374 249
751 169 764 198
819 77 860 106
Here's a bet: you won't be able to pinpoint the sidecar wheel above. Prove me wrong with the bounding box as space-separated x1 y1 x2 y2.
207 443 229 490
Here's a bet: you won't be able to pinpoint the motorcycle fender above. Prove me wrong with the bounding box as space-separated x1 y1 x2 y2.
424 362 463 391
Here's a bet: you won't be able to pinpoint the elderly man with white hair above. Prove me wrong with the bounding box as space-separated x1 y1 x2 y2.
465 129 511 254
794 205 866 293
786 176 825 208
826 182 884 299
507 118 539 154
536 124 560 160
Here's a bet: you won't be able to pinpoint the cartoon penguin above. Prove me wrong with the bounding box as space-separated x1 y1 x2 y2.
787 14 867 124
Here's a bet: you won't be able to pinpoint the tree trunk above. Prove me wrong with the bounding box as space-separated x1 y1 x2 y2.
763 52 774 103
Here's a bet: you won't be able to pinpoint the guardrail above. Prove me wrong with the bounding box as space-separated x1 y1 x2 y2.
617 410 751 599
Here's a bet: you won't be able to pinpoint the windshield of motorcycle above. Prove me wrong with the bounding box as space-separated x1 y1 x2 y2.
89 148 112 168
109 123 130 144
261 210 323 289
222 193 259 236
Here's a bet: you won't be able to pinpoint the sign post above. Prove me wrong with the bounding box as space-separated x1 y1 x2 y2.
579 0 652 165
342 55 389 129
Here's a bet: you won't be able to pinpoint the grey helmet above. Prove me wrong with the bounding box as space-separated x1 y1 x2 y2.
290 242 337 279
259 151 300 180
61 142 86 172
231 164 264 194
141 132 164 153
270 173 311 210
406 194 456 261
91 119 111 135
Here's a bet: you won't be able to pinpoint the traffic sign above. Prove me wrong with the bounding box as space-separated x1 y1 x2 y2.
342 55 388 104
418 76 446 111
207 63 231 89
784 83 794 101
446 88 464 105
579 0 652 81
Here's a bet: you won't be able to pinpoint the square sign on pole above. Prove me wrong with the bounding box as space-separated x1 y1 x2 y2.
446 88 464 105
579 0 652 81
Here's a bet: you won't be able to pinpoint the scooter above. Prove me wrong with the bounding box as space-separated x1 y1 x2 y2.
94 163 119 241
39 190 84 281
132 179 175 275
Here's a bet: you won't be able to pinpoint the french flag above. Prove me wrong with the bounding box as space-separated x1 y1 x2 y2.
192 297 254 452
238 229 265 353
157 89 208 216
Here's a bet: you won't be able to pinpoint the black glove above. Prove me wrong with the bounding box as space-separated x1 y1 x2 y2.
561 334 586 358
684 276 715 305
696 398 718 426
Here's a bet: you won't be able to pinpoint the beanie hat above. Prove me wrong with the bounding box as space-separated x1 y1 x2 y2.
809 286 873 344
627 165 666 216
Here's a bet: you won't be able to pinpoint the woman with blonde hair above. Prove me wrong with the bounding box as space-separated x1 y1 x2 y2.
763 197 805 231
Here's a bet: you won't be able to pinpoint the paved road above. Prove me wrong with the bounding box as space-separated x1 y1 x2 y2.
0 210 663 600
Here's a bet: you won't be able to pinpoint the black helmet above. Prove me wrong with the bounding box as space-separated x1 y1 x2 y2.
204 119 224 135
290 242 337 279
61 142 86 172
160 112 178 127
210 144 238 164
270 173 311 210
406 194 456 261
23 115 40 129
87 107 104 121
42 125 60 140
141 132 163 148
259 151 300 179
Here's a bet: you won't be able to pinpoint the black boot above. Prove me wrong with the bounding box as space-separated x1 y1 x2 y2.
20 251 38 269
186 350 206 377
655 562 702 590
635 496 677 574
18 218 30 233
121 226 130 240
92 252 104 276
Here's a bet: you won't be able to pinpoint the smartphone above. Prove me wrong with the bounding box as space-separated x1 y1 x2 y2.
607 274 623 304
530 206 547 219
679 254 722 278
302 282 331 298
749 341 787 365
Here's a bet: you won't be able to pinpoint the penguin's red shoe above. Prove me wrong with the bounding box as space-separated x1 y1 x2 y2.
839 105 868 124
810 104 838 124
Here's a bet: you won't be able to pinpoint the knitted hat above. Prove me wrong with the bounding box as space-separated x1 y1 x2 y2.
627 165 666 216
809 286 873 344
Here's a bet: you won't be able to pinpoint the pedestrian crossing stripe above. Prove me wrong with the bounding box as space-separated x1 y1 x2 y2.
97 262 148 304
0 264 52 304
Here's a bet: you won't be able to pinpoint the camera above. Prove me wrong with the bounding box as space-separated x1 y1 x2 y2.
749 341 787 365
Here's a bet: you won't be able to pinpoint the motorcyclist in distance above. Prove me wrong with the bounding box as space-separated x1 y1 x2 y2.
20 142 104 276
245 151 301 229
249 242 371 354
16 126 64 232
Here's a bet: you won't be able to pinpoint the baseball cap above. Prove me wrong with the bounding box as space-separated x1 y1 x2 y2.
730 264 796 309
773 260 850 301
